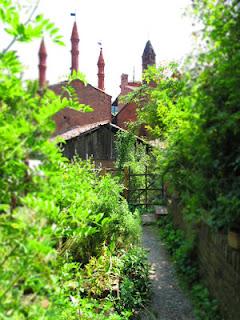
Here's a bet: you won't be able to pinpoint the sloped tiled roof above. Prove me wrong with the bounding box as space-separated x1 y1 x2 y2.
53 120 150 146
55 120 110 141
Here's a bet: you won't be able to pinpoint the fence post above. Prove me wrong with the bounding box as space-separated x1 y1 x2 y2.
124 167 129 201
162 174 165 202
145 166 148 209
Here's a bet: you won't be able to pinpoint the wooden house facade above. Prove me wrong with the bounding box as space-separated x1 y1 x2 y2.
56 121 149 169
58 121 118 169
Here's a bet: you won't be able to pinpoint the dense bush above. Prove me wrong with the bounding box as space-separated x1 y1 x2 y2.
0 1 149 318
129 0 240 231
119 247 150 312
56 161 141 263
81 246 150 316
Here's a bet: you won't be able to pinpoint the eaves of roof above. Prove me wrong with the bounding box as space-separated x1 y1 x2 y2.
52 120 151 146
53 120 110 141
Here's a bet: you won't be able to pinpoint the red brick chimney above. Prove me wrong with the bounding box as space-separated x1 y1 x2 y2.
97 48 105 91
38 39 47 89
71 21 79 74
120 73 128 94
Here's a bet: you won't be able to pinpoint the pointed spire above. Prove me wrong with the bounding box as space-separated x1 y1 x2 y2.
97 48 105 91
71 21 79 74
38 38 47 89
142 40 156 72
97 48 105 67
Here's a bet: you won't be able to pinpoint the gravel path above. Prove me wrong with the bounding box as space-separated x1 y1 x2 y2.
140 224 195 320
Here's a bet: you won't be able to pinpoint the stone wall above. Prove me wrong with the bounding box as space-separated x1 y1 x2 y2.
171 200 240 320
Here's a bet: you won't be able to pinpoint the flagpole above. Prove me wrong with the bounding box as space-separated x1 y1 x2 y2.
70 11 77 21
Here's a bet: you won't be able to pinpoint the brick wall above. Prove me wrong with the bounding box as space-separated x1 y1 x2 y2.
115 102 137 130
198 223 240 320
115 102 149 137
49 79 112 134
170 199 240 319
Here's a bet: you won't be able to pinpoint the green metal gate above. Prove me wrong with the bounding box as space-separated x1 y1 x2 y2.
124 167 165 208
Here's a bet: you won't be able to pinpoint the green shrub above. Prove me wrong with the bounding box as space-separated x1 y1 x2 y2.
158 217 221 320
191 285 221 320
125 0 240 230
56 162 141 264
79 246 151 317
82 246 122 298
0 2 144 318
118 247 151 312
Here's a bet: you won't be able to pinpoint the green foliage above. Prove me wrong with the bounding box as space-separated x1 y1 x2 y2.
61 71 92 112
0 1 147 319
115 130 150 171
115 130 137 170
191 285 221 320
0 0 64 53
55 161 141 263
158 217 198 284
83 246 121 297
158 217 221 320
130 0 240 230
81 245 151 315
115 130 157 208
118 247 150 313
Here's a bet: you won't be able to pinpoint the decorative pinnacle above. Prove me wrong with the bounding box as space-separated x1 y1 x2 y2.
39 38 47 58
97 48 105 91
71 21 79 74
97 48 105 67
38 38 47 89
71 21 79 41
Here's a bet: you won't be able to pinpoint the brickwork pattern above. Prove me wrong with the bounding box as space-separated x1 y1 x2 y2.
198 224 240 320
170 199 240 320
115 102 137 130
49 80 111 134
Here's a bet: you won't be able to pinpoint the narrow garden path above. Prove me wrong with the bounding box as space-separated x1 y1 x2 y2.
140 223 195 320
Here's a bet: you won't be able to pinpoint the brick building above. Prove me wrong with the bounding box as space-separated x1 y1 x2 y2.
113 40 156 132
38 22 111 136
38 22 155 164
50 80 111 134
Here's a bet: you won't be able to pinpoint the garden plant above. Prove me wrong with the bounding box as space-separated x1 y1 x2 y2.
0 1 150 318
